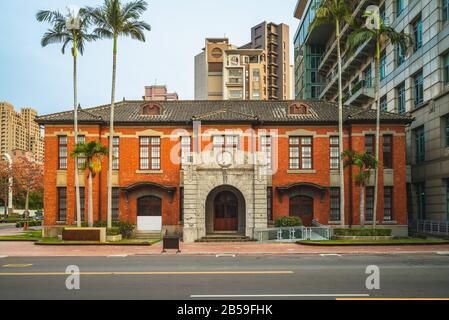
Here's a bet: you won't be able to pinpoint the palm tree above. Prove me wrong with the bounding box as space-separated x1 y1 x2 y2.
88 0 151 229
343 150 377 227
37 7 97 227
71 141 108 227
310 0 358 227
347 9 412 227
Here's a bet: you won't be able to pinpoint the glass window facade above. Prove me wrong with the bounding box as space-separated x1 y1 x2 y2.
415 126 425 164
413 71 424 107
380 95 387 112
397 82 406 114
380 51 387 81
413 18 423 51
444 52 449 84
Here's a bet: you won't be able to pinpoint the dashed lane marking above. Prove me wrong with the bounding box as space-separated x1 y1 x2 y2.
0 270 294 276
2 264 33 268
320 254 342 257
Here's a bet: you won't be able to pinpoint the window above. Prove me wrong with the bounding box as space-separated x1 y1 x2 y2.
446 180 449 221
416 183 426 220
444 52 449 84
252 69 260 81
252 90 261 100
58 136 68 170
414 126 425 163
229 90 243 100
380 51 387 81
396 0 405 17
180 187 184 222
261 136 272 169
329 136 340 170
289 137 313 170
413 71 424 107
413 17 423 51
139 137 160 170
77 187 85 222
213 135 239 153
397 82 406 114
363 64 372 87
445 116 449 147
112 188 120 221
366 187 375 222
397 42 405 66
267 187 273 221
330 188 341 221
383 187 393 221
112 137 119 170
365 135 375 155
444 0 449 22
181 136 192 165
380 95 387 112
383 135 393 168
58 187 67 222
76 135 86 170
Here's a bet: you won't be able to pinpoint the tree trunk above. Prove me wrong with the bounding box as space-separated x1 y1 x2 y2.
88 171 93 228
372 35 381 229
336 20 346 227
73 35 82 228
24 189 30 220
360 185 365 227
107 36 117 229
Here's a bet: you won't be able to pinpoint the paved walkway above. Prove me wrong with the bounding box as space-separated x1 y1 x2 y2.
1 241 449 257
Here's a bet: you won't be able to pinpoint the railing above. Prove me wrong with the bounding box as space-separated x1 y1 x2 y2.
255 226 331 243
412 220 449 236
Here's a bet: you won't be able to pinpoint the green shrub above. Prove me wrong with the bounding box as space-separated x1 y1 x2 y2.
275 216 303 227
106 227 121 236
117 221 135 239
333 228 392 237
15 220 42 228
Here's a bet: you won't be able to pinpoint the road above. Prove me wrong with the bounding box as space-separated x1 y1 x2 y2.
0 253 449 299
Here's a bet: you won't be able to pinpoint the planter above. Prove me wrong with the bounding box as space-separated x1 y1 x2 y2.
106 234 122 242
333 236 394 241
62 227 107 243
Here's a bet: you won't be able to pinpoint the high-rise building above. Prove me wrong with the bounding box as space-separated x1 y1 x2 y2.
0 102 44 163
195 22 291 101
143 85 179 101
293 0 449 223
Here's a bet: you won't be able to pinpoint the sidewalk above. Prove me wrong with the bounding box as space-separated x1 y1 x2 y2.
1 241 449 257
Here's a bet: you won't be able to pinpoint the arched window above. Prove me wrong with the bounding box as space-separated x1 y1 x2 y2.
141 103 162 116
289 103 309 115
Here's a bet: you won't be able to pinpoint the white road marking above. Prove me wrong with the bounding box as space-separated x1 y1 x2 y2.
191 293 370 298
216 254 236 258
436 252 449 256
320 254 342 257
0 256 7 259
107 255 128 258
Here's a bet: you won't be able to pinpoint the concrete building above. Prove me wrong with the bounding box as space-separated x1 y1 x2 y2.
195 22 291 101
293 0 449 223
0 102 44 163
143 85 179 101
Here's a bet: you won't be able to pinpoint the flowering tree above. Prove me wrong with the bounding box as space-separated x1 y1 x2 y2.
13 156 44 219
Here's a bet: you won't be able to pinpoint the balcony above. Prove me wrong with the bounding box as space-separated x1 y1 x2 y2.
226 78 243 86
343 80 375 106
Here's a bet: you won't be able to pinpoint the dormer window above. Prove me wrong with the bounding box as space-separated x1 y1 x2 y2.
289 103 310 116
141 103 162 116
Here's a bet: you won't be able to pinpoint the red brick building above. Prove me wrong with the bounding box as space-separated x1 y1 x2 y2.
37 100 412 242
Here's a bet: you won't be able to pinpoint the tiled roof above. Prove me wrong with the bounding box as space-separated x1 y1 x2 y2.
37 100 413 125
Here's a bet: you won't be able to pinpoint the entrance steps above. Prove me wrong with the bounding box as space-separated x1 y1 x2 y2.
134 231 162 240
197 234 255 243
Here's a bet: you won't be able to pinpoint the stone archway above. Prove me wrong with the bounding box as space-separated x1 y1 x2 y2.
205 185 246 235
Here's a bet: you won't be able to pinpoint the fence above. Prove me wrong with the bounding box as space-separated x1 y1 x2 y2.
411 220 449 237
255 226 331 243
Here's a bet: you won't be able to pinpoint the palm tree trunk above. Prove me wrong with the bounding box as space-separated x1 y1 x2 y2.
360 185 365 227
73 35 82 228
88 171 93 227
107 35 117 229
336 20 346 227
372 36 381 229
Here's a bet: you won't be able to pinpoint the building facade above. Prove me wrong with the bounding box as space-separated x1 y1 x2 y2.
195 22 291 101
143 85 179 101
0 102 44 163
38 100 411 242
294 0 449 223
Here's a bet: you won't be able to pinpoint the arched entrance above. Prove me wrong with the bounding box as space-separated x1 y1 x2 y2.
289 195 314 227
205 185 246 235
137 196 162 231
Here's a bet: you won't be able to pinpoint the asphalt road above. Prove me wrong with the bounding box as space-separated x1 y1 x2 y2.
0 254 448 299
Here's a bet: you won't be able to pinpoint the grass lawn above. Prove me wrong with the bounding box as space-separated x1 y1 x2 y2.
297 238 449 246
36 238 160 246
0 230 42 241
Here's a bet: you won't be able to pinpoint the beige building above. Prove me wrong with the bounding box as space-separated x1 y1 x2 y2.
0 102 44 163
195 22 291 101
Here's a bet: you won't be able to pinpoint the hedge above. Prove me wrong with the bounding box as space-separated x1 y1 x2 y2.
333 228 392 237
275 216 303 227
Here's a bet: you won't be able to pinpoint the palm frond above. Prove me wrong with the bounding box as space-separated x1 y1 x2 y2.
346 27 375 53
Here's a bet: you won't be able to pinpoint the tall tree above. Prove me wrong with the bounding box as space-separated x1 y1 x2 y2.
37 7 97 227
347 9 412 227
88 0 151 228
310 0 358 227
13 156 44 220
343 150 377 227
71 141 108 227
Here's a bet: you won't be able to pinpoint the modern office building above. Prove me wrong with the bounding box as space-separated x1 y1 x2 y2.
195 22 291 101
293 0 449 223
0 102 44 163
143 85 179 101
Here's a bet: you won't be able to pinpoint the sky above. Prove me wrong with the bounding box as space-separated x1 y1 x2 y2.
0 0 298 115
